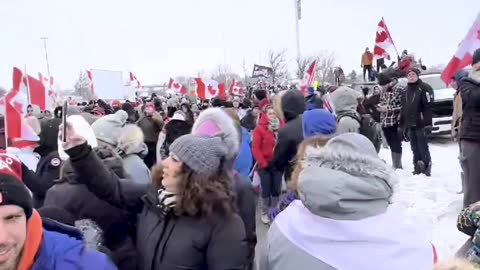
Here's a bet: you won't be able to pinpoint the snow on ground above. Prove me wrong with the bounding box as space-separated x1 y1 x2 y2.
380 139 468 259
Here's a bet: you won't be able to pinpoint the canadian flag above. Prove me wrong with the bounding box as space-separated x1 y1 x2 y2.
229 80 244 96
441 13 480 84
168 78 187 96
299 60 316 94
129 72 142 89
374 18 396 60
4 68 39 148
86 70 94 93
27 75 47 111
194 78 225 100
38 72 54 89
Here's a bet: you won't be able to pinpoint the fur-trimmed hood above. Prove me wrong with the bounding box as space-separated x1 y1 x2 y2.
191 108 240 161
297 133 396 220
117 124 148 157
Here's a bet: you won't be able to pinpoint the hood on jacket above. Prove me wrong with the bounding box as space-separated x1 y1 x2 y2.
58 115 98 161
91 110 128 146
297 133 395 220
117 124 148 157
280 90 305 122
191 108 240 161
164 119 192 144
330 86 361 113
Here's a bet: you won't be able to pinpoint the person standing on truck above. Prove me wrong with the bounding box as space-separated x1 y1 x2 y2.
361 47 374 82
400 67 434 176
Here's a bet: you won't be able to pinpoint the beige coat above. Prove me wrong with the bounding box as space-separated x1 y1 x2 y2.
452 92 463 138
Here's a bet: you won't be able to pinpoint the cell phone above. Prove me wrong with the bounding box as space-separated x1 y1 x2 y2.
62 101 68 142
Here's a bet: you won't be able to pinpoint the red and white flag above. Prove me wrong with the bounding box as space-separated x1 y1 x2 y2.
38 72 54 89
27 75 47 111
229 80 244 96
441 13 480 84
299 60 316 94
86 70 94 93
129 72 142 89
374 18 396 60
168 78 187 96
4 68 39 148
194 78 225 100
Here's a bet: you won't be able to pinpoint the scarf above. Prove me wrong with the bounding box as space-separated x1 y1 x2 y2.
268 118 280 132
17 210 43 270
157 188 177 216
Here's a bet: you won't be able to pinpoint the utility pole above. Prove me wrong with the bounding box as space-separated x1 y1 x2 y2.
294 0 301 61
40 37 51 89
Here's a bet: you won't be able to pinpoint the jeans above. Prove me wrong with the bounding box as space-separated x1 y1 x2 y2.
363 65 372 81
460 140 480 207
408 127 431 165
257 166 283 198
383 124 402 154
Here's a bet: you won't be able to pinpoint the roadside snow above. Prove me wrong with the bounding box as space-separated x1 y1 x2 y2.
380 140 468 259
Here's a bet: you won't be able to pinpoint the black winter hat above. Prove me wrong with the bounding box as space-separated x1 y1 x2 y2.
473 48 480 66
0 155 33 219
376 72 393 86
408 67 421 77
253 89 267 101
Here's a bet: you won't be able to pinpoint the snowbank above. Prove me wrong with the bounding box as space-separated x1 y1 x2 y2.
380 140 468 259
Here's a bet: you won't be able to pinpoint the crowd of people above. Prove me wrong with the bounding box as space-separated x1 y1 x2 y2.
2 50 480 269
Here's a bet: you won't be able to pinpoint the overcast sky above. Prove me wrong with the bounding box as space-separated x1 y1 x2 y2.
0 0 478 89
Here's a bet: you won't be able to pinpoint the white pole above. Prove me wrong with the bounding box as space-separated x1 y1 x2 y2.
294 0 301 61
40 37 51 90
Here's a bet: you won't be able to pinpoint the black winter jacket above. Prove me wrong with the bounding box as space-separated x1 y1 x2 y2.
240 110 257 131
400 80 433 129
43 146 137 270
22 151 62 208
65 143 249 270
272 90 306 181
363 94 381 123
460 76 480 141
35 118 61 157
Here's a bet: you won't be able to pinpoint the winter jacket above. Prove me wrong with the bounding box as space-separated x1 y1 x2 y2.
36 118 61 157
400 80 433 129
43 146 137 270
234 127 253 180
460 73 480 141
259 146 436 270
330 86 362 134
305 94 324 111
272 90 305 181
22 151 62 208
117 126 151 185
363 94 381 122
452 91 463 138
65 143 249 270
252 114 277 169
379 83 403 128
361 51 374 66
32 217 116 270
240 110 257 131
457 201 480 264
136 115 163 143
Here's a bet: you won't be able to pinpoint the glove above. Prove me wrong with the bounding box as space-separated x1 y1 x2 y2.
59 122 87 151
424 125 432 136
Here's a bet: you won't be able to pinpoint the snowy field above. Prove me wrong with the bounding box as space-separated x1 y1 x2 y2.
381 139 468 259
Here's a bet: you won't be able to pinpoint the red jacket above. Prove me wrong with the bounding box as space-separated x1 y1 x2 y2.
252 114 277 169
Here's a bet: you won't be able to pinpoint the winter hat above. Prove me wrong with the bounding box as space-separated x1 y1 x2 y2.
91 110 128 146
453 69 468 84
111 100 121 109
117 124 145 156
329 86 360 112
408 67 421 77
121 102 135 114
253 89 267 101
191 108 240 162
0 154 33 219
473 48 480 66
169 134 228 176
376 72 393 86
170 110 186 121
302 109 336 138
58 115 98 161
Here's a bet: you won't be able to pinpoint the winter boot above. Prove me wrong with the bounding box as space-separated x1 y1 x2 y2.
260 197 271 224
424 162 432 177
413 161 426 175
391 152 403 169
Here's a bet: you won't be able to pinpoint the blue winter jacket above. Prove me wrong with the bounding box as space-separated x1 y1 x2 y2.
31 219 117 270
234 127 253 180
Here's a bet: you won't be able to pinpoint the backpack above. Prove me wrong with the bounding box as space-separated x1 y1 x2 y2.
337 111 381 152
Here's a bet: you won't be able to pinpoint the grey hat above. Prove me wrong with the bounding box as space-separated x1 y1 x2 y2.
91 110 128 146
169 134 228 175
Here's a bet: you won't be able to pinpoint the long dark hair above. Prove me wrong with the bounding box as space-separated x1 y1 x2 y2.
174 165 236 219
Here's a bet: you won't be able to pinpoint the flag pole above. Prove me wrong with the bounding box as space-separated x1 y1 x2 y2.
40 37 52 91
24 65 31 105
382 17 399 59
294 0 302 61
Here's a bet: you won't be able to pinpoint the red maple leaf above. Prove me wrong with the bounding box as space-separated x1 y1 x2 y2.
207 85 216 95
173 83 180 89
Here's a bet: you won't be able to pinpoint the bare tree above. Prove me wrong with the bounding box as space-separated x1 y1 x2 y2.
211 64 241 84
242 58 250 84
296 56 315 79
347 70 358 83
73 70 93 100
314 50 336 86
268 49 288 85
